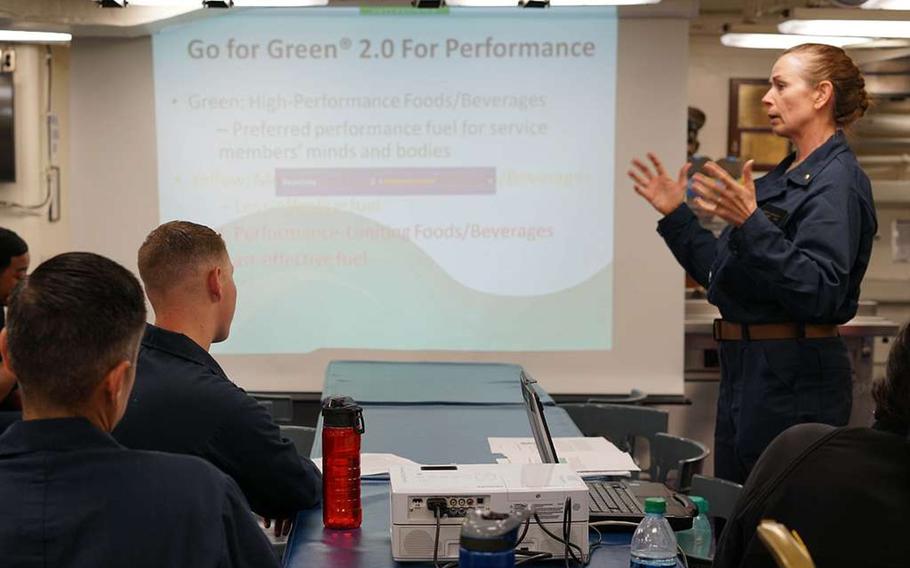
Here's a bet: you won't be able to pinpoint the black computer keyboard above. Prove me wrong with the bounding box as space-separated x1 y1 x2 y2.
586 480 642 515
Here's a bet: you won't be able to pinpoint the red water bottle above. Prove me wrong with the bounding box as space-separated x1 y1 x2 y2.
321 396 365 529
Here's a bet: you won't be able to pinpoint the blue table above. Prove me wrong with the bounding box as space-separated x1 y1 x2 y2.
323 361 555 406
284 483 639 568
311 405 578 464
285 362 662 568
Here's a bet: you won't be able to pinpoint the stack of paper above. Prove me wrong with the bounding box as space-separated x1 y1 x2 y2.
488 437 639 477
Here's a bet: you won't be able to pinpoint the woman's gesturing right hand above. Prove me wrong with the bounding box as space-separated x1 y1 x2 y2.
628 153 690 216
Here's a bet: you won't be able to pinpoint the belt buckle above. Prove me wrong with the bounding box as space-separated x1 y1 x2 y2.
712 319 723 342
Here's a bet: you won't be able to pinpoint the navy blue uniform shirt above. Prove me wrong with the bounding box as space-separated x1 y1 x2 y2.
0 418 280 568
113 324 322 519
658 131 877 324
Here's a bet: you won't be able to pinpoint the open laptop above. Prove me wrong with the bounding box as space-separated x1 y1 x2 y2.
520 371 696 530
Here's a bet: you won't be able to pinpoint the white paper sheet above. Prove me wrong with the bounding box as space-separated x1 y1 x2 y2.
488 437 639 476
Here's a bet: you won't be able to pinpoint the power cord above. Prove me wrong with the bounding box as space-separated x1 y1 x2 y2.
430 499 603 568
432 506 443 568
513 514 553 566
562 497 581 567
587 524 604 558
677 543 690 568
432 511 549 568
515 552 553 565
450 504 682 567
533 508 584 563
588 520 640 528
515 515 530 547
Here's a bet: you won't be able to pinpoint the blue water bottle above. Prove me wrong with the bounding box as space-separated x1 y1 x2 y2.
459 509 526 568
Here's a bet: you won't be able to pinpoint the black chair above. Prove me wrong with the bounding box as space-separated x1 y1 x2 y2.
689 473 743 523
649 432 709 492
254 394 294 424
586 388 647 405
280 425 317 457
679 475 744 566
560 403 669 467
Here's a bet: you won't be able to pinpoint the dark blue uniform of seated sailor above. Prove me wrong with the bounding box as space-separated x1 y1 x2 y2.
113 221 321 538
0 252 279 568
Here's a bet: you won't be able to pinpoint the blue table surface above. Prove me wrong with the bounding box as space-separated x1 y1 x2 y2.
311 405 580 464
284 483 658 568
286 364 679 568
323 361 555 406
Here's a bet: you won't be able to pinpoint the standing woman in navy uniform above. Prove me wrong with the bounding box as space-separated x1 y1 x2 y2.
628 44 877 483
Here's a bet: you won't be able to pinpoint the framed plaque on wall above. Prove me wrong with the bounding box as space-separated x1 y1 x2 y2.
728 78 791 170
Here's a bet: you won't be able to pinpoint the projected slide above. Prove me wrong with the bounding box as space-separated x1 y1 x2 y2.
153 8 617 354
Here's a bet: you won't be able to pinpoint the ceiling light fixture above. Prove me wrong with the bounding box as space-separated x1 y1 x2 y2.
233 0 328 5
445 0 514 5
447 0 658 5
127 0 199 6
720 23 875 49
721 33 877 49
0 30 73 43
861 0 910 8
779 8 910 39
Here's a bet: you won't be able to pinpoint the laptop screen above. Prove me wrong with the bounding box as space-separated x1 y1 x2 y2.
519 370 560 464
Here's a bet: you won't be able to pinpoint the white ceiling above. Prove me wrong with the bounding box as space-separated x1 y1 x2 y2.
0 0 699 37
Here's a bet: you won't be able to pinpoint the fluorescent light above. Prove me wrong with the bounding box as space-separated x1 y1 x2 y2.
780 19 910 38
550 0 659 4
720 23 874 50
131 0 326 4
779 8 910 39
721 33 874 49
0 30 72 43
447 0 516 5
127 0 199 5
780 19 910 39
854 38 910 47
449 0 657 4
232 0 328 5
862 0 910 8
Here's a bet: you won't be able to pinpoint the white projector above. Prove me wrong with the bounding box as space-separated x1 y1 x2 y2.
389 463 589 562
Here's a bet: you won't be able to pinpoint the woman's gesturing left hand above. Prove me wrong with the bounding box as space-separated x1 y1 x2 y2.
691 160 758 227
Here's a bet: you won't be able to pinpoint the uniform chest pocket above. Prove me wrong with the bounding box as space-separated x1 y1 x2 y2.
758 190 811 232
760 204 790 228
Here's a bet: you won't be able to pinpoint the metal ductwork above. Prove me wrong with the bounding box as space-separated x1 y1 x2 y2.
852 52 910 189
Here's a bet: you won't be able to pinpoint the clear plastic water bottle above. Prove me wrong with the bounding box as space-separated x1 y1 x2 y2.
677 496 712 558
630 497 678 568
